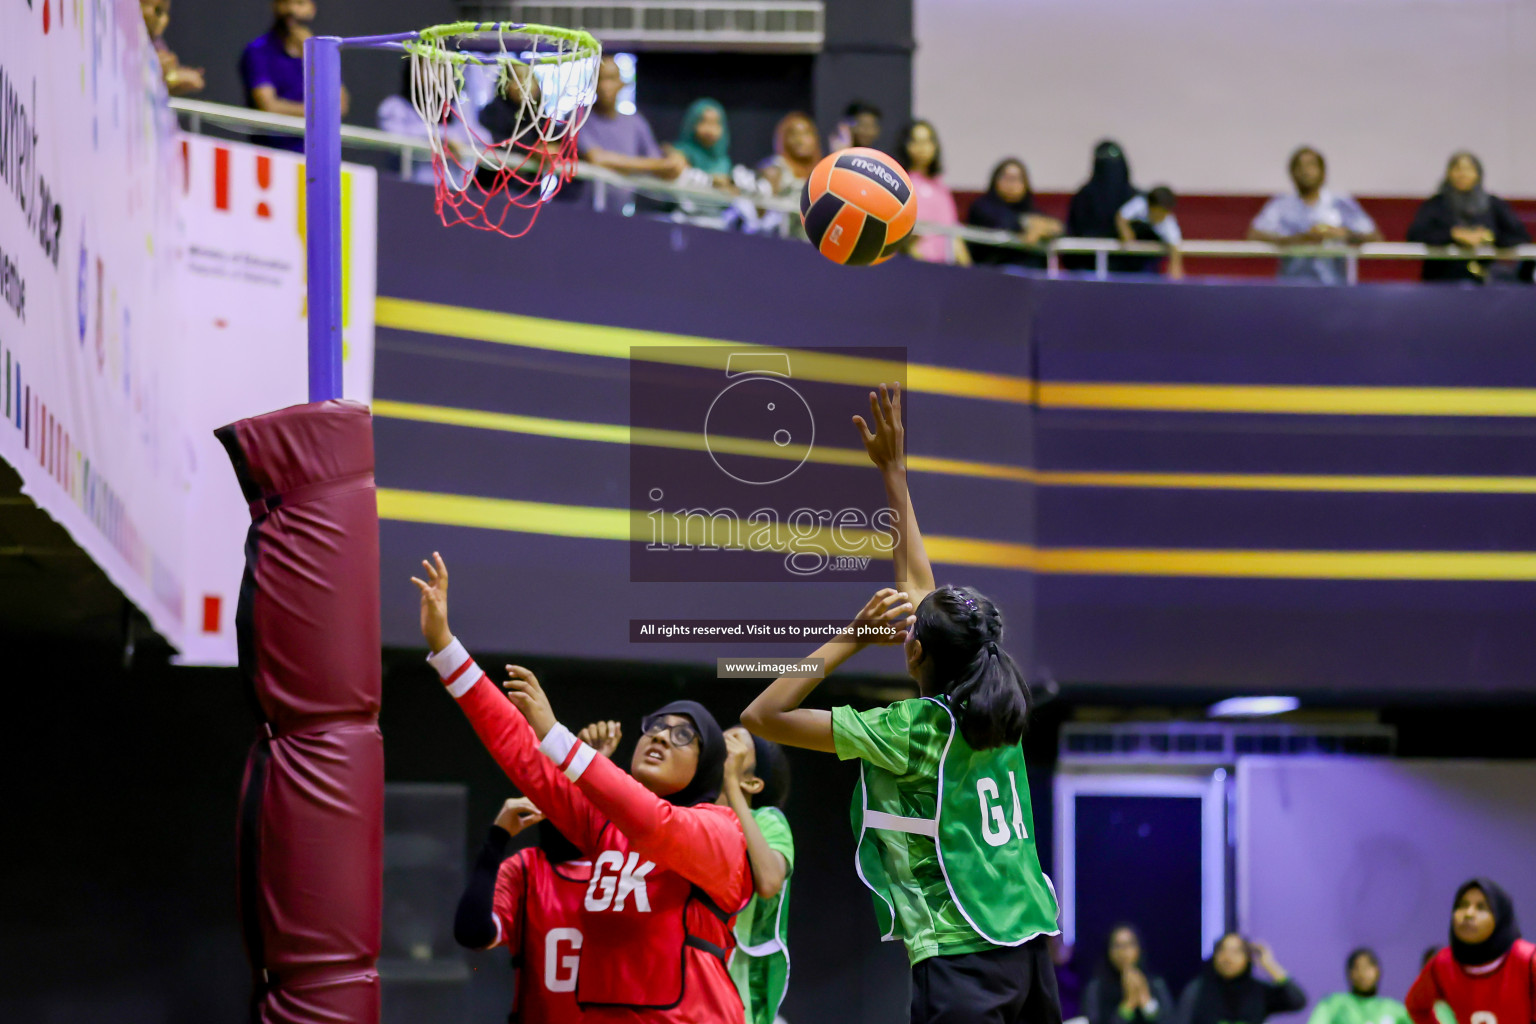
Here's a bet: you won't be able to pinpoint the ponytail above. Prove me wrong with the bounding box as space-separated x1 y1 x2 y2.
913 586 1032 750
951 640 1031 749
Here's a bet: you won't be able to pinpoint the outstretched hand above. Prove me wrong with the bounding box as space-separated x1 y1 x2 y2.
503 665 558 740
853 382 906 473
578 720 623 759
852 587 915 646
493 796 545 838
410 552 452 653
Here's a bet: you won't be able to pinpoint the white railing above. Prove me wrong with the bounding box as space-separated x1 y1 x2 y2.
170 98 1536 283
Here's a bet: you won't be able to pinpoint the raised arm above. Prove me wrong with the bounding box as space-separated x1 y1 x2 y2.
454 799 544 950
413 554 606 854
742 588 914 752
722 731 788 899
854 382 936 602
501 668 750 909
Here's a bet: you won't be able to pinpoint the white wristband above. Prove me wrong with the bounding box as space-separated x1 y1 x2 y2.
538 723 597 781
539 723 578 766
427 637 479 698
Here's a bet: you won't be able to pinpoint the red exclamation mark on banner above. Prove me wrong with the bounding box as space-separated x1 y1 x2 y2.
255 154 273 219
42 0 50 34
214 147 231 212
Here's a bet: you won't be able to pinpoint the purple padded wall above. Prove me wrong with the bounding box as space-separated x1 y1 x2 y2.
217 399 382 1024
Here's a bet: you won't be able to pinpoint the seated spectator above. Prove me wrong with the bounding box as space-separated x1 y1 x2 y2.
896 119 970 266
672 98 737 191
966 157 1062 271
1067 140 1138 271
759 111 823 199
1117 185 1184 278
578 55 684 178
1408 879 1536 1024
1247 147 1381 285
1309 949 1410 1024
1176 934 1305 1024
828 100 883 154
576 55 687 211
241 0 348 153
1406 151 1532 284
141 0 203 95
1083 924 1175 1024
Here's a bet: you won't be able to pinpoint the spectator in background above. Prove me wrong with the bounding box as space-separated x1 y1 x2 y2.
966 157 1062 271
1066 140 1138 269
1308 949 1410 1024
828 100 883 154
1117 185 1184 278
1408 879 1536 1024
672 99 736 190
896 120 970 266
141 0 203 95
1247 147 1380 285
241 0 349 152
1177 934 1306 1024
578 55 683 177
759 111 823 199
1083 924 1176 1024
1406 152 1532 284
577 55 687 211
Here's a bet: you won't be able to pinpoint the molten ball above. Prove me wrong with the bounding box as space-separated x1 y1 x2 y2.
800 148 917 267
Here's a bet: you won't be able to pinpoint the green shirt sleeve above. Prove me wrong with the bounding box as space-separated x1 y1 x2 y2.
831 702 915 776
1307 994 1339 1024
753 806 795 874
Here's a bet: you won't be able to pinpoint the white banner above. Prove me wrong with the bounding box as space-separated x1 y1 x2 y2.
0 0 187 640
174 136 376 665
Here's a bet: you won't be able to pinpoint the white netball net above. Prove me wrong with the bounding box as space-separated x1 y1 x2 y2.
404 22 600 237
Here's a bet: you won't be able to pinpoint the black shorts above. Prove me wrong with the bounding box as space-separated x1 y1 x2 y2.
910 935 1064 1024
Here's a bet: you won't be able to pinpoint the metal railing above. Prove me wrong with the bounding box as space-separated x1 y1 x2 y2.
457 1 826 51
170 98 1536 283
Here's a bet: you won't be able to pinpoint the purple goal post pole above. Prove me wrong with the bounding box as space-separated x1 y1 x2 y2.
303 35 344 403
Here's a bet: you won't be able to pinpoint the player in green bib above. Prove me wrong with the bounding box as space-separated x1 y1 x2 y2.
721 726 795 1024
743 383 1063 1024
1309 949 1412 1024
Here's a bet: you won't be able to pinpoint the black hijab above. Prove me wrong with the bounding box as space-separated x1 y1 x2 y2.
1068 140 1135 238
645 700 726 807
1091 923 1147 1010
1450 878 1521 966
537 821 584 865
1188 935 1258 1024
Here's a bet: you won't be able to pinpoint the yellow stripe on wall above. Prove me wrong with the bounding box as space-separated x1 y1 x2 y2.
377 489 1536 581
373 400 1536 494
374 297 1034 403
1038 382 1536 418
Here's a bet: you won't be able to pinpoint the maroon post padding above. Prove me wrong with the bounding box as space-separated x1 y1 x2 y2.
217 399 382 1024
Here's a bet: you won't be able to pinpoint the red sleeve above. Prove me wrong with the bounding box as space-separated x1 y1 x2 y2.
429 640 606 855
492 851 527 953
563 752 752 912
1405 955 1444 1024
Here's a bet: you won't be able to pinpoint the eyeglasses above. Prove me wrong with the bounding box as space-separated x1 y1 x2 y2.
640 716 698 749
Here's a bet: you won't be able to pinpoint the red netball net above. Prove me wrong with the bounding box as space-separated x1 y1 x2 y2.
406 23 600 238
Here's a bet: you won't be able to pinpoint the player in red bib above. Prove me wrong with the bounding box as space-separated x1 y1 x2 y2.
412 552 753 1023
1408 878 1536 1024
455 796 594 1024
